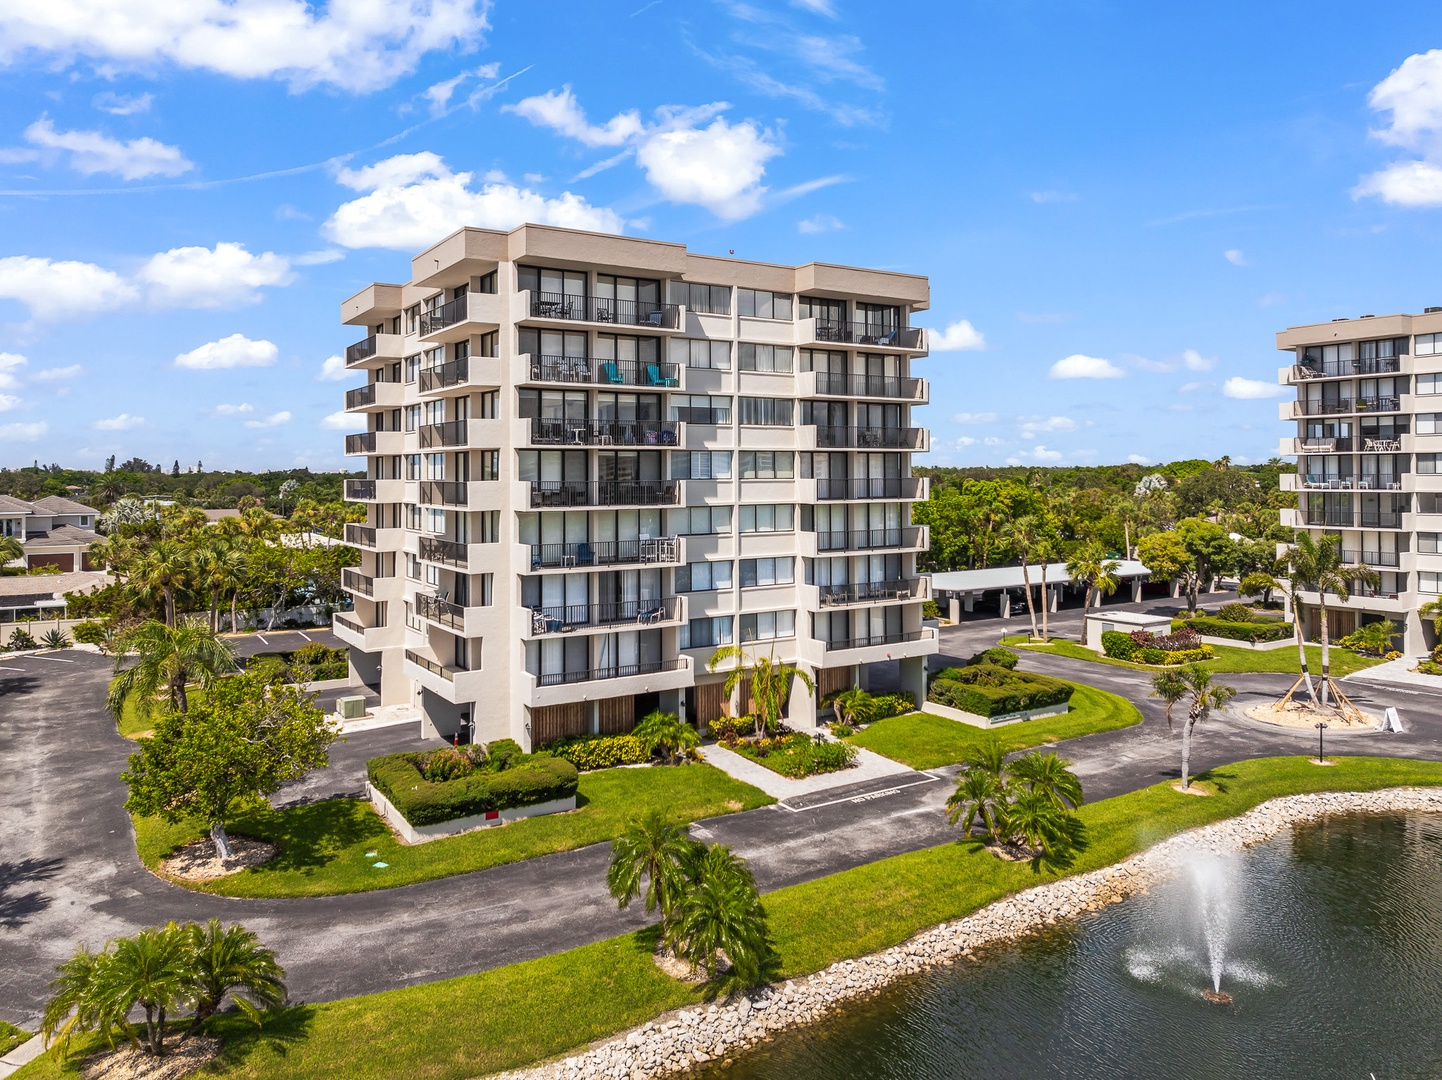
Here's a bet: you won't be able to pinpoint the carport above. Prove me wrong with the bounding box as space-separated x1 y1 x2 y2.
925 559 1153 621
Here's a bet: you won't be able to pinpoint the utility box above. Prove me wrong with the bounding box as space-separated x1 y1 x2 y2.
336 695 367 720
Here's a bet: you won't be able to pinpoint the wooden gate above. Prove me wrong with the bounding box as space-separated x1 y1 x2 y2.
529 702 589 747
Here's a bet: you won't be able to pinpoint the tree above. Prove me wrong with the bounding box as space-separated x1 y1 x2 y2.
1135 530 1192 602
606 810 697 923
1008 750 1084 810
632 710 700 765
828 687 879 728
707 645 814 736
1066 540 1122 613
1285 532 1378 705
122 672 336 858
945 740 1084 861
185 919 286 1031
193 538 246 633
1239 571 1280 606
1175 518 1236 612
108 618 236 718
1346 619 1398 657
998 514 1042 639
1150 665 1236 790
128 540 190 627
945 765 1010 844
1420 598 1442 641
669 843 772 987
0 535 22 567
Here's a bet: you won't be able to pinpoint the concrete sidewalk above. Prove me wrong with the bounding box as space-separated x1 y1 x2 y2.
701 742 913 800
0 1034 42 1079
1344 656 1442 692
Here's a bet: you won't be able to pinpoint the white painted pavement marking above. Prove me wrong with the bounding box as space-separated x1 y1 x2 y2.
256 634 269 645
298 631 313 641
778 772 945 814
24 654 74 663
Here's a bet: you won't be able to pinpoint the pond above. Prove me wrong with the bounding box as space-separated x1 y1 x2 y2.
697 813 1442 1079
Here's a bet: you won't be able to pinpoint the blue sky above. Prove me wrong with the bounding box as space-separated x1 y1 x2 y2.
1 0 1440 472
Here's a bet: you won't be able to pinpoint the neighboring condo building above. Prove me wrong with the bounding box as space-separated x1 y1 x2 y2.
1276 309 1442 654
336 224 938 747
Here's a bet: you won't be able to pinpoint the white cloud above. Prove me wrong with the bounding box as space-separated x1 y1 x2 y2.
983 436 1005 447
1030 190 1077 203
1133 348 1214 374
1182 349 1214 371
1007 445 1064 464
1222 376 1284 400
320 410 352 430
93 412 144 430
1356 51 1442 206
0 352 25 389
1224 249 1247 266
174 334 278 370
1018 415 1077 438
0 421 46 440
1179 381 1210 393
954 436 976 447
245 410 292 428
213 403 255 416
16 117 190 179
0 393 19 412
92 91 153 116
0 256 137 321
951 411 997 424
797 212 844 233
1127 454 1151 464
318 355 348 381
0 0 492 93
931 319 987 352
292 249 344 266
505 87 643 147
1048 354 1123 379
1354 160 1442 206
635 111 780 220
138 242 294 308
791 0 836 14
324 152 622 250
33 364 82 380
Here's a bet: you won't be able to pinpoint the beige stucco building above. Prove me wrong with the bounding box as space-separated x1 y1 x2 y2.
1276 308 1442 655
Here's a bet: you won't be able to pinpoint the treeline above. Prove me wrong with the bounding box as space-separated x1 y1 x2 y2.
0 462 359 508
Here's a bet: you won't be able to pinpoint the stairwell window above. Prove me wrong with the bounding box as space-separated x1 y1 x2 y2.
738 504 794 533
1418 533 1440 553
737 289 793 320
1417 333 1442 357
671 451 732 480
676 560 733 592
672 506 731 535
738 343 794 373
674 338 731 370
1418 454 1442 474
738 451 794 479
739 610 795 642
740 558 794 587
738 397 793 426
1420 571 1442 594
1418 374 1442 395
680 616 733 649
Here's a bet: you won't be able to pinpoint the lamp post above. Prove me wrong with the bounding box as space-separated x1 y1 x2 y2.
1315 721 1329 764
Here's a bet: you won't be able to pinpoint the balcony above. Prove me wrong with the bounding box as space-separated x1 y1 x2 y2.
342 568 374 597
821 629 932 651
419 480 468 507
1299 476 1403 492
332 611 396 652
1304 511 1407 529
419 294 468 336
419 536 468 568
807 372 926 400
535 657 686 687
529 480 680 508
818 579 925 607
419 357 469 393
1362 436 1403 452
1356 396 1401 413
345 523 376 548
420 421 468 449
1338 549 1401 567
813 526 924 553
526 291 681 330
1293 400 1354 417
1294 356 1401 378
345 479 376 501
1360 512 1406 529
529 536 680 570
810 426 926 450
416 593 465 631
816 477 926 501
524 354 682 389
812 321 926 350
345 333 403 367
529 418 679 447
345 432 376 455
345 384 377 410
528 597 681 636
1291 437 1349 454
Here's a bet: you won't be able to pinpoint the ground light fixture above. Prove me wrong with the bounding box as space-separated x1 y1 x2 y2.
1315 721 1329 764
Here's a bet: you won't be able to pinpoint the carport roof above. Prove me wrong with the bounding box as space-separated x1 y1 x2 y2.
925 559 1151 594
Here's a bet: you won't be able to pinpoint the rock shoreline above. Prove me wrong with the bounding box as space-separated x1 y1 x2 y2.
492 787 1442 1080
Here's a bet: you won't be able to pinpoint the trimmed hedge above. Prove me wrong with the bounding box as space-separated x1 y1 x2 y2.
1135 646 1215 666
872 692 915 719
367 752 579 826
928 663 1074 718
1175 616 1293 643
967 646 1019 670
548 734 650 771
1100 630 1137 661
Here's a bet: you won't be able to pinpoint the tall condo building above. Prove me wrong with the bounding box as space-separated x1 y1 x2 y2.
336 225 938 747
1277 308 1442 654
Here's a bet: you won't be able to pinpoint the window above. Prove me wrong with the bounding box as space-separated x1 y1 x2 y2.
518 265 586 299
405 504 421 530
740 558 794 587
478 330 499 357
671 395 732 424
471 573 494 606
404 355 419 383
738 397 793 426
675 338 732 370
1417 414 1442 435
738 504 794 532
672 506 731 535
798 296 845 323
426 507 446 534
478 450 500 480
738 451 794 479
477 390 498 419
406 552 421 580
738 343 795 373
478 510 500 543
680 616 733 649
671 282 731 315
476 271 497 294
405 304 421 334
1419 374 1442 395
1420 454 1442 474
1419 533 1440 553
676 560 733 592
1421 571 1442 594
426 452 445 480
671 451 733 480
739 610 795 642
1360 337 1406 359
1418 333 1442 357
405 454 422 480
736 288 793 320
405 405 421 432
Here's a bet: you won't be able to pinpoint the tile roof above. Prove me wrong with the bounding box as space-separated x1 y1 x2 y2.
0 495 37 514
32 495 97 515
0 570 108 598
23 525 99 547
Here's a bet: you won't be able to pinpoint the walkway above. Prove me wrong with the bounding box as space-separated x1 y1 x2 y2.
701 742 914 800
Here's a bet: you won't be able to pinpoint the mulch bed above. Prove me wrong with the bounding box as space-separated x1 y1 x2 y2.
81 1035 221 1080
159 837 276 881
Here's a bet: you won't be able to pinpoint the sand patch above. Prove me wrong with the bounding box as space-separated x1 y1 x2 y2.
160 837 276 881
81 1035 221 1080
1171 781 1212 796
1244 702 1380 732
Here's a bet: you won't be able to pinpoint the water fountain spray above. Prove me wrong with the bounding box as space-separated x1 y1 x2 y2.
1191 855 1235 1004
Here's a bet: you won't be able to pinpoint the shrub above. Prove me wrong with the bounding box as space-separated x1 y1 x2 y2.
828 720 854 737
1132 628 1202 652
932 666 967 682
291 641 339 667
1217 602 1254 622
1101 630 1136 660
928 664 1074 717
734 733 857 777
41 628 71 649
549 733 650 770
5 628 37 652
871 691 915 718
485 738 524 772
922 599 943 620
368 752 578 826
420 746 481 782
709 715 757 741
1177 616 1293 643
967 646 1019 670
71 620 109 646
1136 645 1215 666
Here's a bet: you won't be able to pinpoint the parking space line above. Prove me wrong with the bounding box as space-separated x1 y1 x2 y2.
778 773 944 814
23 654 75 664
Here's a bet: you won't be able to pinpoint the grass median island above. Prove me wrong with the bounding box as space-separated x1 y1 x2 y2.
21 755 1442 1080
845 683 1142 770
133 763 773 898
0 1021 28 1056
999 635 1384 678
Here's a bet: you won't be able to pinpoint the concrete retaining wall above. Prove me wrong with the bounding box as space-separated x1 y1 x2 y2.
367 782 576 844
0 617 91 647
921 699 1070 729
1193 633 1294 652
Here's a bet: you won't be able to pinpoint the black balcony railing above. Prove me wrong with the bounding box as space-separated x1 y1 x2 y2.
1356 396 1401 412
529 480 679 508
813 426 925 449
527 354 682 388
1296 357 1402 378
420 294 468 335
1360 512 1406 528
529 418 679 447
818 579 923 606
345 383 378 410
342 568 374 596
530 537 680 569
419 536 468 567
671 406 731 425
529 597 679 634
419 357 468 393
334 612 366 635
420 480 468 506
420 421 468 448
405 649 453 680
529 291 681 329
346 336 378 365
416 593 464 630
345 479 376 500
817 477 925 500
536 658 685 687
1304 511 1357 528
1338 549 1402 567
821 629 929 651
815 527 921 552
813 321 924 349
812 372 923 399
345 432 376 454
1295 400 1352 416
345 523 376 547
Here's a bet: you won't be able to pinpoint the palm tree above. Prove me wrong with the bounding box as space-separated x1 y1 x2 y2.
127 540 191 627
1005 786 1076 857
193 538 246 633
945 766 1010 843
0 535 22 569
97 497 151 535
1008 750 1084 810
1286 533 1379 705
95 923 194 1057
1066 540 1122 613
962 734 1008 779
632 710 700 765
186 919 286 1031
108 618 236 718
41 948 113 1056
1035 535 1057 642
998 514 1041 639
1420 598 1442 649
606 810 699 925
828 687 878 729
707 644 814 736
1150 665 1236 790
1348 619 1399 657
669 843 771 986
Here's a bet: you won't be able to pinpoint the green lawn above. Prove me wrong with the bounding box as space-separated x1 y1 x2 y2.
20 755 1442 1080
135 763 773 898
999 635 1384 678
845 683 1142 770
0 1021 28 1057
114 688 211 740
